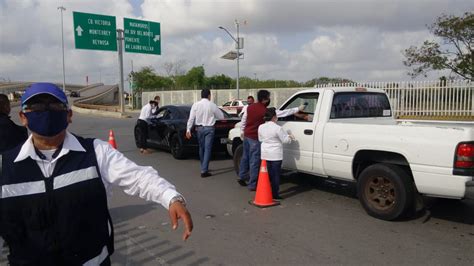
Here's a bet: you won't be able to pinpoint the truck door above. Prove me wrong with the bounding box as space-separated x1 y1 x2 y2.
277 92 319 172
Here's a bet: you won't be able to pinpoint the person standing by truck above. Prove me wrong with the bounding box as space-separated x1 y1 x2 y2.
238 90 304 190
238 95 254 118
258 107 294 199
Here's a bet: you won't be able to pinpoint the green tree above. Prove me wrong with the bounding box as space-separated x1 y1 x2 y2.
403 12 474 80
132 66 174 91
205 74 232 89
132 66 156 91
179 66 205 89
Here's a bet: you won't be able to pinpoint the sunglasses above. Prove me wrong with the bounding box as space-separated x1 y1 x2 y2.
22 102 68 112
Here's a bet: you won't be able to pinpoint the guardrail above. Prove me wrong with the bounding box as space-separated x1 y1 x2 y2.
74 103 120 112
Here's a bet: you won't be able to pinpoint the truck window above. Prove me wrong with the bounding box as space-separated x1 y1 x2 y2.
330 92 391 119
279 93 319 122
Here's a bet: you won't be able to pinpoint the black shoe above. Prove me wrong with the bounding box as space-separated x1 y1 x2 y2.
237 179 247 186
248 187 256 191
273 195 283 200
201 172 212 178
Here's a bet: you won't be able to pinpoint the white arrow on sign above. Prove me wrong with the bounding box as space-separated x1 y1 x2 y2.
76 26 83 36
153 35 160 42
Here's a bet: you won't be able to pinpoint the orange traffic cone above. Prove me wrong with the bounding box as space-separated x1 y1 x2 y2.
249 160 280 208
108 129 117 149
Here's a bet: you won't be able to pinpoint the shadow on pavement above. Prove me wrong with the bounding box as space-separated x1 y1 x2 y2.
210 166 235 176
110 204 210 265
421 198 474 225
280 172 357 200
279 172 474 225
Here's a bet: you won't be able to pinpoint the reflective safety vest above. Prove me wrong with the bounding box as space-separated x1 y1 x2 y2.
0 136 114 265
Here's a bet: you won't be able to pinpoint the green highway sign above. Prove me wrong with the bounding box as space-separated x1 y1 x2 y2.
124 18 161 55
73 11 117 51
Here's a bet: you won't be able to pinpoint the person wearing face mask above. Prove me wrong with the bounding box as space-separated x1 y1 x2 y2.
137 95 160 154
238 95 254 118
238 90 306 190
0 83 192 265
0 94 28 153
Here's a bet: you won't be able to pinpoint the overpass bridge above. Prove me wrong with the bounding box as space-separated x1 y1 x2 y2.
0 82 84 95
0 82 121 114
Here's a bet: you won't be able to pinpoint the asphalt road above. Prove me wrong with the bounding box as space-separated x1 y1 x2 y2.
2 109 474 265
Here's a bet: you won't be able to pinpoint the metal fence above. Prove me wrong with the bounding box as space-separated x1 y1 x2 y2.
143 80 473 121
314 80 474 120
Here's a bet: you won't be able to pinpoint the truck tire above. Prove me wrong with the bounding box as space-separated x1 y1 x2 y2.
233 144 243 175
357 163 415 221
170 134 185 159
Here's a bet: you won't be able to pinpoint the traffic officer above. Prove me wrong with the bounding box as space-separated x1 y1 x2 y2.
0 83 192 265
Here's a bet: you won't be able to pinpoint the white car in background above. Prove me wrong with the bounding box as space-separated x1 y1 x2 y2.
220 100 247 116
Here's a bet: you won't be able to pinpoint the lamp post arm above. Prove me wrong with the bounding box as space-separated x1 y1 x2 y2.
218 27 238 44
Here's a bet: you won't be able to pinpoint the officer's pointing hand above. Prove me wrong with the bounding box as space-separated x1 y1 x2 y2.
169 202 193 241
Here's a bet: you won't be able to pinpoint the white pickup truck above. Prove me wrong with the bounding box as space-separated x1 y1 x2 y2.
227 87 474 220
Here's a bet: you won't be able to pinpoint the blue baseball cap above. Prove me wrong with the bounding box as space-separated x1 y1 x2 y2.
21 83 68 107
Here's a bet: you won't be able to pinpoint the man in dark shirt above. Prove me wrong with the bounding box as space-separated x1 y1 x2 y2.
0 94 28 153
238 90 304 191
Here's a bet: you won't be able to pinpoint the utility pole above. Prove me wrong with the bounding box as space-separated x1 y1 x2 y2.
235 20 240 99
58 6 66 92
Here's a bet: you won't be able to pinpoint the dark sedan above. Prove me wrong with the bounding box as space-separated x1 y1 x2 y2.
134 105 240 159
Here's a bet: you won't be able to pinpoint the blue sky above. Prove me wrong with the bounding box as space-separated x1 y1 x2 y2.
1 0 472 86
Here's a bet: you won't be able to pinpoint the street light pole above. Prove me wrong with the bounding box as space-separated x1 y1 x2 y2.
218 21 242 99
58 6 66 92
235 20 240 100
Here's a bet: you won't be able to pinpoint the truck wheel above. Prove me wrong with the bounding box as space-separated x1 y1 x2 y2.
357 163 415 221
233 144 243 175
170 134 185 159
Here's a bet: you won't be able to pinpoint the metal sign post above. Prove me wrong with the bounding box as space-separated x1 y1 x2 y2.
117 29 125 115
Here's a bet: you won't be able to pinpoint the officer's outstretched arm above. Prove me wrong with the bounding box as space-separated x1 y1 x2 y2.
168 202 193 240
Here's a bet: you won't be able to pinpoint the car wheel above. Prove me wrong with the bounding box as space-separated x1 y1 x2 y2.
233 144 243 175
134 125 144 148
357 163 415 221
170 134 185 159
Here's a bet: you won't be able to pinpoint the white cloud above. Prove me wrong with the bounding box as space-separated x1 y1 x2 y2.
0 0 472 85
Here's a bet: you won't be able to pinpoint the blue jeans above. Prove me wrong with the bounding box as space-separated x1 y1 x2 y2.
239 138 261 189
196 126 215 173
267 160 282 198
